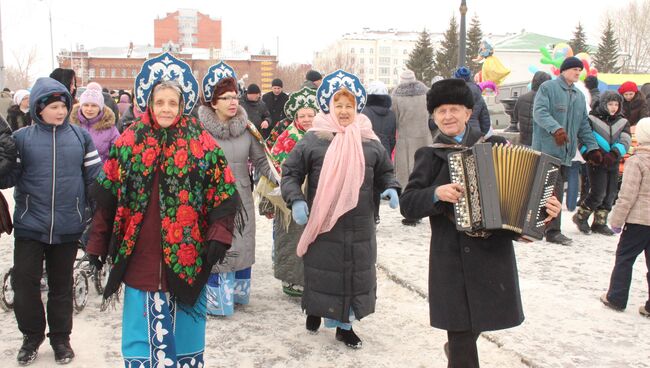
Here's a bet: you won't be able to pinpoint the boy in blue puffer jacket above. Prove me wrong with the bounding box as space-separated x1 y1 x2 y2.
573 91 631 235
0 77 102 365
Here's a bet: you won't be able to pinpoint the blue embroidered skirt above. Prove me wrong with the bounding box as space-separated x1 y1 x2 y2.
205 267 251 316
122 286 206 368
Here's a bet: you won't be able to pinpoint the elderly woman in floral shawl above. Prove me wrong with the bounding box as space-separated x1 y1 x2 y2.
281 70 401 349
87 53 240 368
268 86 318 297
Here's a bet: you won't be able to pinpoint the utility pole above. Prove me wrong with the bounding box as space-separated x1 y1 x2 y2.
459 0 468 67
0 2 5 90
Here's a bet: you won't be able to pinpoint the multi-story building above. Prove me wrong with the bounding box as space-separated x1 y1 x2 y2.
154 9 221 49
314 28 519 89
56 9 277 93
314 28 434 88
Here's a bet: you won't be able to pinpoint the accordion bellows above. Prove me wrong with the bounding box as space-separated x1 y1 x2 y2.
448 143 561 240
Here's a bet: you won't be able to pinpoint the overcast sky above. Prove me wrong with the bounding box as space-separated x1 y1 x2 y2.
2 0 620 79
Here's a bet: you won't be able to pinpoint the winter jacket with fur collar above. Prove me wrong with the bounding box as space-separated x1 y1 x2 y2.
70 104 120 162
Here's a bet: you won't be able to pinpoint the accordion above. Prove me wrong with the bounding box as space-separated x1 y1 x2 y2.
448 143 561 240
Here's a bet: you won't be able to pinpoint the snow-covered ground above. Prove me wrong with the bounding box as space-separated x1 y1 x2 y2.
0 188 648 367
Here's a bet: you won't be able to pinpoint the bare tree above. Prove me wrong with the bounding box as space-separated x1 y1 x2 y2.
613 0 650 73
313 51 356 77
275 63 313 92
5 47 38 90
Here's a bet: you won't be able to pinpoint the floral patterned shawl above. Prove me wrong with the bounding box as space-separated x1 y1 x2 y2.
98 110 238 291
271 122 306 166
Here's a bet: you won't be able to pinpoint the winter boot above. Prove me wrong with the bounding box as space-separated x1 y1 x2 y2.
335 327 362 349
572 205 593 234
16 335 44 366
305 315 321 333
592 209 615 236
52 341 75 365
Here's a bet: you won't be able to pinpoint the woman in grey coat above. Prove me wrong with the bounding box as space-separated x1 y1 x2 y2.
199 75 275 316
392 70 432 226
281 70 400 349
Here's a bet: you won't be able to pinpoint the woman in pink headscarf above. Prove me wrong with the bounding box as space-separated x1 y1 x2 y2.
280 70 400 349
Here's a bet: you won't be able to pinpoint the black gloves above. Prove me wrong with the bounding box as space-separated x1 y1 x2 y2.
603 151 620 167
584 149 604 165
207 240 230 265
87 254 105 270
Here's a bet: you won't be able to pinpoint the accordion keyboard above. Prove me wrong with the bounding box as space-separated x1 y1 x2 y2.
533 166 560 229
448 152 472 229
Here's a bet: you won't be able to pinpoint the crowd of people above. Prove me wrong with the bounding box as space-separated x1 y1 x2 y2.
0 51 648 368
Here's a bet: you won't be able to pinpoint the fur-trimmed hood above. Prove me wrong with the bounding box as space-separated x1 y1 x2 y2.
69 104 116 131
198 104 249 140
392 80 429 97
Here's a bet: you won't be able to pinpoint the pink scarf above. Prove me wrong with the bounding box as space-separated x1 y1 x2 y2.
296 108 379 257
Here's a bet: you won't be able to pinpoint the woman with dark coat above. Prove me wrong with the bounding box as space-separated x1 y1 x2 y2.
619 81 649 126
281 70 400 349
6 90 31 131
514 71 551 146
0 116 16 236
362 80 397 224
399 79 561 367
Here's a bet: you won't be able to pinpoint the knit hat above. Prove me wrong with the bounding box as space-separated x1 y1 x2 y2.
453 67 472 82
399 70 416 84
36 92 69 116
13 89 30 106
86 82 102 92
426 78 474 114
559 56 584 73
636 117 650 145
366 81 388 95
305 70 322 82
247 83 261 94
271 78 283 88
618 81 638 95
79 88 105 109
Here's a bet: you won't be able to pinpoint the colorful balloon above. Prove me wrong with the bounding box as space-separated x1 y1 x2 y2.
552 43 574 60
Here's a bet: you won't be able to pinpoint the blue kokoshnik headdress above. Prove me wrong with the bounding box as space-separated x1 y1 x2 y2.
316 69 367 113
133 52 199 115
202 61 237 102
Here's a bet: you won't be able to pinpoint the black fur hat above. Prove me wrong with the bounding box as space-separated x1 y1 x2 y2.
426 78 474 114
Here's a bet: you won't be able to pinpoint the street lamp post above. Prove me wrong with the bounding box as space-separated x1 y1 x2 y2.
47 6 54 69
459 0 467 67
39 0 55 70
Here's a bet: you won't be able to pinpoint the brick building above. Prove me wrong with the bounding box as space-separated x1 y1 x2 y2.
154 9 221 49
57 45 278 93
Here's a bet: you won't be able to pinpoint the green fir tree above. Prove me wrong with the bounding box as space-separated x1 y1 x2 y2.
406 29 435 83
592 18 621 73
466 15 483 76
434 15 459 78
568 22 589 54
